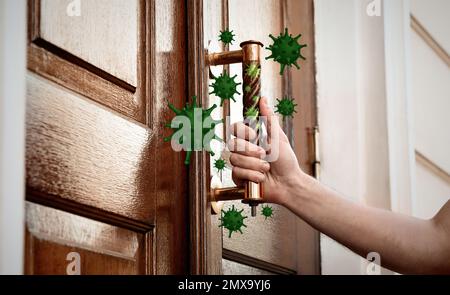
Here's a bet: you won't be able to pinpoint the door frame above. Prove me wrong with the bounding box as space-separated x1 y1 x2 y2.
0 0 26 275
186 0 221 275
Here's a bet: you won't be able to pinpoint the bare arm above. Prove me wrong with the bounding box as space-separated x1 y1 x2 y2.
283 172 450 274
229 97 450 274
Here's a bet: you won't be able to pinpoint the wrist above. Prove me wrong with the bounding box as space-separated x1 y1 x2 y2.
280 170 315 207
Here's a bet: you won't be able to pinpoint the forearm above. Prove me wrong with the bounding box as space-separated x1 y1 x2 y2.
282 172 450 274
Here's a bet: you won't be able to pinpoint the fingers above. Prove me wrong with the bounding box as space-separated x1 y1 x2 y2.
227 138 266 158
232 166 266 184
230 153 270 173
231 122 257 141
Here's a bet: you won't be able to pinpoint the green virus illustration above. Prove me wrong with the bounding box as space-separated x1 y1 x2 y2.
214 158 227 172
266 28 307 75
219 29 235 45
164 96 222 165
275 97 298 118
219 205 248 238
245 62 261 79
261 205 274 219
245 106 259 120
209 72 241 106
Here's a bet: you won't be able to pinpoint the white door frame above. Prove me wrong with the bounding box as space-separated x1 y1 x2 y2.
0 0 26 275
314 0 414 274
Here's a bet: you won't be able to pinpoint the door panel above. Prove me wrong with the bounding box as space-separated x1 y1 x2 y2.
222 259 274 275
40 0 139 87
25 202 150 274
29 0 146 122
26 0 188 274
26 73 155 223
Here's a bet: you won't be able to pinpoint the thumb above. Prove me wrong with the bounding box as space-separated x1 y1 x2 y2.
259 97 281 136
259 96 274 117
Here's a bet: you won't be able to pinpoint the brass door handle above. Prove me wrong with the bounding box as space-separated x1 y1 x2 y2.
207 40 265 217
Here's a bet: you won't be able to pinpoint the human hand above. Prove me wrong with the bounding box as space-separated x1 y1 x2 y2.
228 97 304 205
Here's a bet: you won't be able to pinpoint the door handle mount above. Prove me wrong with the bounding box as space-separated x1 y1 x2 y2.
206 40 265 217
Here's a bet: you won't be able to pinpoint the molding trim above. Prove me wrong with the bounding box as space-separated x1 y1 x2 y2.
411 14 450 68
222 249 296 275
415 151 450 184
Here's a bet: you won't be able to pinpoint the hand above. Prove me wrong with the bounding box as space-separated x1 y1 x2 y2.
228 97 304 205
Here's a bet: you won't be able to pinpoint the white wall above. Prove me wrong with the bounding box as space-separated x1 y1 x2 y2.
410 0 450 219
315 0 415 274
0 0 26 275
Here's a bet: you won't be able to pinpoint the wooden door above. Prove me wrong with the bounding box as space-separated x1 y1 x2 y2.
25 0 188 274
201 0 320 274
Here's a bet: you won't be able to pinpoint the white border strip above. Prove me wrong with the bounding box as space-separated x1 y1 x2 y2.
0 0 26 275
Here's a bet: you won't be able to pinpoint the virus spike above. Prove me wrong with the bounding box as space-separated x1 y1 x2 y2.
219 28 235 45
185 151 192 165
274 97 298 118
212 134 223 141
164 95 222 165
191 95 198 107
168 103 182 115
210 72 241 106
261 205 274 219
214 158 227 172
219 205 248 238
205 104 218 114
266 27 307 75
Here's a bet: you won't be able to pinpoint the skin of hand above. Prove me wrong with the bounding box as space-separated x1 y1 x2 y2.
228 96 450 274
228 97 304 206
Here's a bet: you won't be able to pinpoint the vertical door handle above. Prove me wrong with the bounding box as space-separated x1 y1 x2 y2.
207 40 265 217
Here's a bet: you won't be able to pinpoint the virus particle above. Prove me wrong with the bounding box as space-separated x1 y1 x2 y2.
214 158 227 172
244 85 252 93
164 96 222 165
261 205 274 219
266 28 307 75
245 62 261 79
210 72 241 106
275 97 298 118
219 29 235 45
245 106 259 120
219 205 248 238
